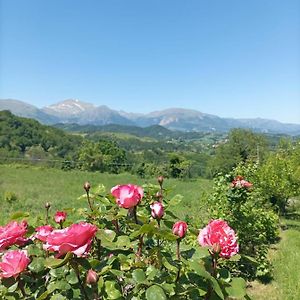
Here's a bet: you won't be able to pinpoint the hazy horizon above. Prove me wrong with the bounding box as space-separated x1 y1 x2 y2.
0 0 299 124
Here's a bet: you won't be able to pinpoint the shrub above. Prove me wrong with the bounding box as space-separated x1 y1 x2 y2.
4 191 18 203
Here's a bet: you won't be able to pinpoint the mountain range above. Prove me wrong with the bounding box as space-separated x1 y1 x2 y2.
1 98 300 135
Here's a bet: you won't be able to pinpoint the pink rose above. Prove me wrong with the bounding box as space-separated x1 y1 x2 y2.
231 176 253 189
54 211 67 224
35 225 54 242
44 222 97 257
150 202 164 219
0 221 28 250
0 250 30 278
111 184 143 209
172 221 188 238
198 219 239 258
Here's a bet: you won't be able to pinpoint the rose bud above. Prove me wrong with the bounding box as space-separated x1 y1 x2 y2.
86 269 98 284
172 221 188 239
157 176 164 186
54 211 67 224
150 201 164 219
212 243 221 255
84 181 91 192
45 202 51 209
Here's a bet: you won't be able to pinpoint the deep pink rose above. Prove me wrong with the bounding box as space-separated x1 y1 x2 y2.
150 202 164 219
111 184 143 209
231 176 253 189
172 221 188 238
35 225 54 242
0 250 30 278
54 211 67 224
198 219 239 258
0 221 28 250
44 222 97 257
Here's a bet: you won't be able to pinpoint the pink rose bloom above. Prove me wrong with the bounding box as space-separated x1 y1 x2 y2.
231 176 253 189
172 221 188 238
0 250 30 278
35 225 54 242
198 219 239 258
44 222 97 257
150 202 164 219
111 184 143 209
0 221 28 251
54 211 67 224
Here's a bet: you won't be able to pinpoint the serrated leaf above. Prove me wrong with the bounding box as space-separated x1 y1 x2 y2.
225 277 246 299
146 285 167 300
132 269 146 283
28 257 46 273
66 269 78 285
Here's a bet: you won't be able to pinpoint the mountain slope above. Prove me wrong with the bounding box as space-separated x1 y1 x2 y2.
1 98 300 135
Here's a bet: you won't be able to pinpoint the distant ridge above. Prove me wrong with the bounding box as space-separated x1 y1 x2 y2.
1 98 300 135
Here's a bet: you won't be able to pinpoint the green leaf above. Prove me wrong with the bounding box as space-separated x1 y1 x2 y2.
50 294 67 300
146 285 167 300
162 257 178 273
66 269 78 285
27 244 44 257
45 252 73 269
225 277 246 299
28 257 46 273
189 261 212 280
97 229 116 242
105 281 122 299
146 265 160 280
218 268 231 283
7 282 18 293
36 290 49 300
132 269 146 283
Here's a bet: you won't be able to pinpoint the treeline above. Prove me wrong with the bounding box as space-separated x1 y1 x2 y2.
1 110 299 182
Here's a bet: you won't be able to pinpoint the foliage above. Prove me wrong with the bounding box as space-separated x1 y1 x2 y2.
255 139 300 214
0 179 249 299
207 165 279 279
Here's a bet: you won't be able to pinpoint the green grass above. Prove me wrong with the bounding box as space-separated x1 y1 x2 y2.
0 164 212 224
248 212 300 300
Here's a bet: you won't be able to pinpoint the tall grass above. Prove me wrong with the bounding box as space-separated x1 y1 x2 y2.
0 164 212 224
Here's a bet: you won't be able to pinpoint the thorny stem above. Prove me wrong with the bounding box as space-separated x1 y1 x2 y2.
86 189 93 212
136 234 144 259
18 279 27 298
205 254 218 300
132 206 138 224
45 206 50 224
112 219 120 234
175 239 182 282
71 260 89 300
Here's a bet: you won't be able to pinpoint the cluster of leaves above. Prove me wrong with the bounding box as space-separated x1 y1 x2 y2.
0 181 250 299
207 164 279 279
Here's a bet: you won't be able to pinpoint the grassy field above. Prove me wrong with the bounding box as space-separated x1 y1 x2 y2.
0 164 212 224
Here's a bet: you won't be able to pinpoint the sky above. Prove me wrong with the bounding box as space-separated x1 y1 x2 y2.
0 0 299 124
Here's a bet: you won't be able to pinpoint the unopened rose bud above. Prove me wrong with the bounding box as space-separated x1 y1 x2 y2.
86 269 98 284
157 176 164 186
54 211 67 224
84 181 91 192
150 201 164 219
45 202 51 209
172 221 188 239
212 243 221 254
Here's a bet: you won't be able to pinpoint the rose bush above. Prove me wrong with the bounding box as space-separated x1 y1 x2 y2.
0 178 249 299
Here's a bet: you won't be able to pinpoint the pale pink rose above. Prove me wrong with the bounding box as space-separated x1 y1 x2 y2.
172 221 188 238
0 221 28 250
44 222 97 257
231 176 253 189
198 219 239 258
111 184 143 209
0 250 30 278
54 211 67 224
35 225 54 242
86 269 98 284
150 202 164 219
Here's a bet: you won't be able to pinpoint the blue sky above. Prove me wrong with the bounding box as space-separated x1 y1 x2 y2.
0 0 299 123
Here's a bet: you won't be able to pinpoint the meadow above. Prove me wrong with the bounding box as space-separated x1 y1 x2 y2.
1 164 299 299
